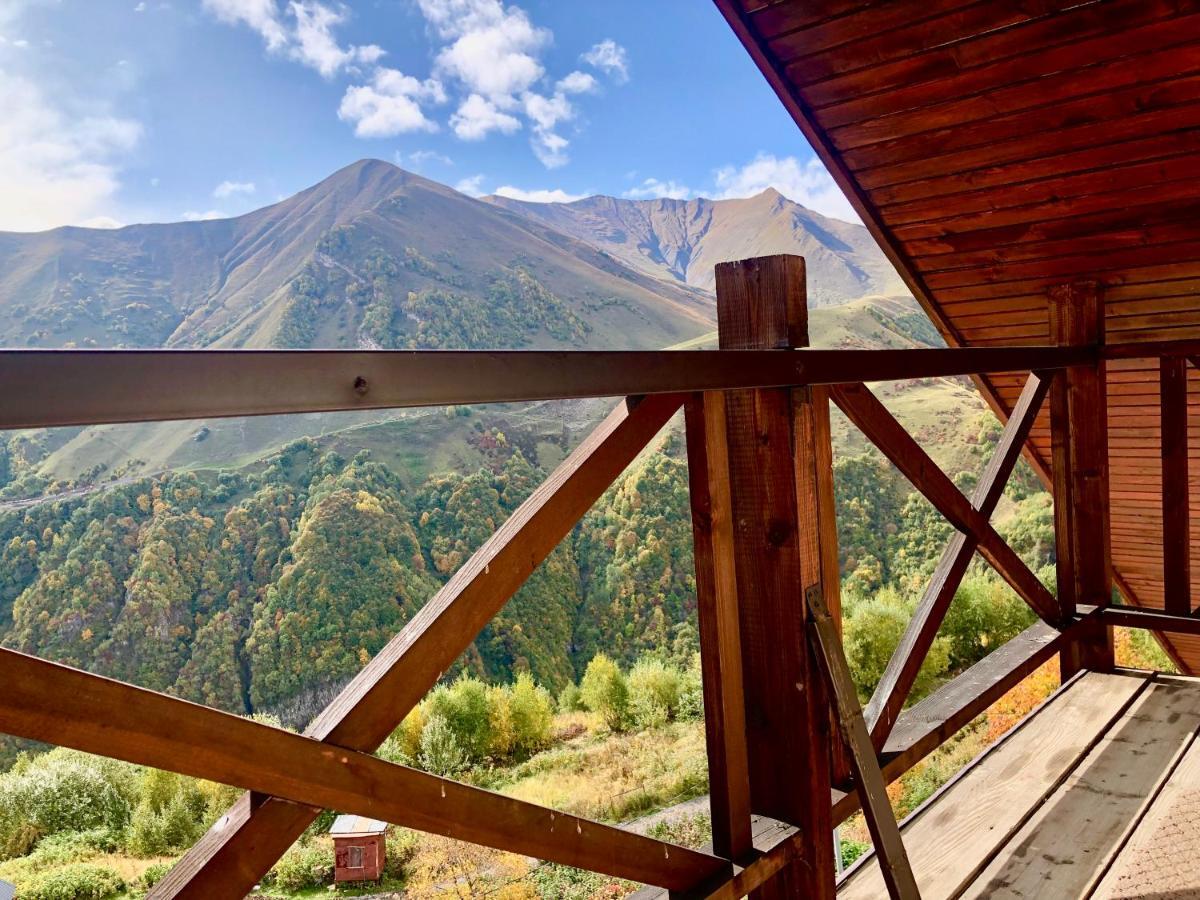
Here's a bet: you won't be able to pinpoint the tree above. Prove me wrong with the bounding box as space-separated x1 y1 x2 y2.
580 654 629 731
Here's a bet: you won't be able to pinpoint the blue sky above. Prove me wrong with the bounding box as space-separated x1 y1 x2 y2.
0 0 858 231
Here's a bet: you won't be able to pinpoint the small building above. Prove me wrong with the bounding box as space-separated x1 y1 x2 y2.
330 815 388 883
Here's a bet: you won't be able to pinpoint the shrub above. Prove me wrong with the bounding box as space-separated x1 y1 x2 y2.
138 862 172 893
18 863 124 900
628 659 682 728
557 683 584 713
487 684 516 759
839 837 870 870
426 675 492 761
269 843 333 892
508 673 553 755
677 654 704 721
419 714 468 776
942 575 1035 671
646 812 712 849
580 654 629 731
382 705 426 765
843 588 949 701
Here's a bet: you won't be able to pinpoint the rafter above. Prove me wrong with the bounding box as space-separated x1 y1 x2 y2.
863 373 1050 750
831 381 1059 623
154 392 684 899
0 647 727 891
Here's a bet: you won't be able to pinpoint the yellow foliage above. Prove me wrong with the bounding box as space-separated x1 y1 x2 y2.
985 658 1059 743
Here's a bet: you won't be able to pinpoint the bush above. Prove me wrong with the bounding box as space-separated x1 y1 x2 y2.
843 588 949 701
426 675 492 761
628 659 682 728
508 673 553 755
557 683 584 713
419 713 468 776
942 575 1035 671
269 843 333 892
580 654 629 731
677 654 704 721
138 862 172 892
18 863 124 900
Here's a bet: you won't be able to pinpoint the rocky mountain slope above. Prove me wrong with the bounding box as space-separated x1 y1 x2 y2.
484 188 909 305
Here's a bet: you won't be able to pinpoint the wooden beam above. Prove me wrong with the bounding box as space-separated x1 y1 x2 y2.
715 254 835 898
685 391 753 863
1049 281 1115 676
1102 605 1200 636
156 393 683 899
808 588 921 900
1161 355 1191 615
0 648 727 891
864 373 1050 750
0 346 1093 429
831 381 1059 623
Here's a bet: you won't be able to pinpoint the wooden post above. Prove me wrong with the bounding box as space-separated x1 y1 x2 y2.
1160 356 1191 615
714 254 837 898
1049 281 1114 676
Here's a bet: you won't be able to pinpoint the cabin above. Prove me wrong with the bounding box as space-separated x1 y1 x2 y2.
329 815 387 883
2 1 1200 898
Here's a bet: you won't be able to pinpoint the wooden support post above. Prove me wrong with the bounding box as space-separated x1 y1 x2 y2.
808 588 921 900
1161 356 1191 615
1049 281 1114 676
714 254 836 898
685 391 753 863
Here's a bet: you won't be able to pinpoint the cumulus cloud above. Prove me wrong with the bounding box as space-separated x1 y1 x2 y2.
201 0 381 78
454 173 486 196
0 72 141 231
522 90 573 167
582 39 629 82
494 185 586 203
182 209 228 221
713 153 859 222
213 180 256 198
624 177 692 200
339 68 444 137
556 70 596 94
450 93 520 140
430 3 548 99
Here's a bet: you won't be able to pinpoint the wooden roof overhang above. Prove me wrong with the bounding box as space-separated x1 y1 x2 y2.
715 0 1200 671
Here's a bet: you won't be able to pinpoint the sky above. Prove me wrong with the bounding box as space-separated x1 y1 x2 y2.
0 0 859 232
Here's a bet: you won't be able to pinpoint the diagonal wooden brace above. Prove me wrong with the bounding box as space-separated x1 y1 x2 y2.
862 373 1050 750
0 647 728 891
831 381 1059 623
152 392 685 899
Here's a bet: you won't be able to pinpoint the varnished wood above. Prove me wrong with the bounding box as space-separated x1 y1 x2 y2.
714 254 834 899
808 588 921 900
157 393 684 899
864 373 1049 750
831 381 1059 623
685 391 754 863
1161 355 1192 614
0 647 727 891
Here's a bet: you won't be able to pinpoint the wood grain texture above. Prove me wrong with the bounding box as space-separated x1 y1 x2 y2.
1162 355 1192 614
839 672 1148 900
155 393 684 899
0 648 727 891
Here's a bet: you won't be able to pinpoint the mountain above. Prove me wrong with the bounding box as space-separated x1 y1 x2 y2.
0 159 714 352
483 188 909 306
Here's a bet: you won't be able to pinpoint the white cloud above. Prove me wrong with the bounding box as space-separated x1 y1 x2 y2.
0 72 141 232
582 39 628 82
713 153 859 222
134 1 146 10
202 0 381 77
78 215 124 229
450 93 520 140
624 177 692 200
213 179 256 198
454 173 486 196
400 149 454 169
494 185 585 203
556 70 596 94
530 129 568 168
431 4 548 100
181 209 228 221
202 0 288 51
522 89 573 167
339 68 444 137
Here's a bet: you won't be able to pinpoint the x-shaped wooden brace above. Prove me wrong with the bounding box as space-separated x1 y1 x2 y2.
76 391 708 898
831 374 1055 751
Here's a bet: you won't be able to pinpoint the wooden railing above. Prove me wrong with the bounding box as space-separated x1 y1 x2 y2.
0 253 1196 899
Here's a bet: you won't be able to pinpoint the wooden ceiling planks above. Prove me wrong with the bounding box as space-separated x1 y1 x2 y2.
715 0 1200 670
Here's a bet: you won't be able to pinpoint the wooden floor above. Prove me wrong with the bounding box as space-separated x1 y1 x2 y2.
840 670 1200 899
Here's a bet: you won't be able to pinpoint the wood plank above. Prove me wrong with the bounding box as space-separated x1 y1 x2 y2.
1103 606 1200 638
685 391 753 863
831 381 1059 622
155 393 684 899
0 648 726 891
715 254 834 899
959 678 1200 899
864 372 1048 750
808 588 920 900
1092 716 1200 898
839 672 1149 900
1162 355 1192 614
